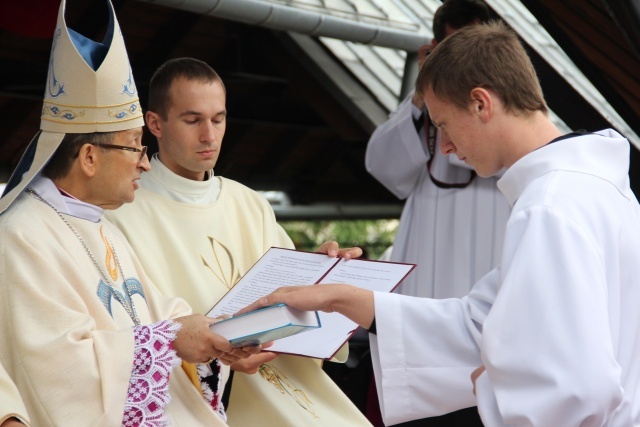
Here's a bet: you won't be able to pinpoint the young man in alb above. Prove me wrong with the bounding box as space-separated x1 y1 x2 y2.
242 21 640 426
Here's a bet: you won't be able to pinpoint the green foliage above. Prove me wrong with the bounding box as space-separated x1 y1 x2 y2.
279 219 398 260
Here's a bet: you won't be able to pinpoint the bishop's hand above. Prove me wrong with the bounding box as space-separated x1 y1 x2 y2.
172 314 262 365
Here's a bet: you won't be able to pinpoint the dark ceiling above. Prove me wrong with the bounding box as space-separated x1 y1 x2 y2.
0 0 639 216
0 0 389 209
520 0 640 192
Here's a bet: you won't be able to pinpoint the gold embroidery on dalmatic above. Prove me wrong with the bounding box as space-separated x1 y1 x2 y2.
259 363 318 418
201 237 241 289
100 226 118 280
202 238 317 417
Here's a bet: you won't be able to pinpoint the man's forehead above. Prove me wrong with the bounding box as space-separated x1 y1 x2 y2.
423 87 440 110
170 77 224 94
116 127 143 138
168 79 226 115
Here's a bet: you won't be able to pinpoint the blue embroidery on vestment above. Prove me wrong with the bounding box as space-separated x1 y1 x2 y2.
47 29 65 98
97 277 147 323
122 68 136 96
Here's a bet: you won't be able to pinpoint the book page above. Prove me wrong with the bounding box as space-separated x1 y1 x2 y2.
319 258 415 290
207 248 339 317
270 258 415 358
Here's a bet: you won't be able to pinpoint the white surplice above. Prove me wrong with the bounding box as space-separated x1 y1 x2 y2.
371 129 640 426
366 95 511 298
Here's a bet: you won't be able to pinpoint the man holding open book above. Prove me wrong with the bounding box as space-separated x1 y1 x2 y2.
107 57 372 426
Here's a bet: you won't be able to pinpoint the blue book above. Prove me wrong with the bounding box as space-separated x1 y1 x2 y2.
209 303 321 347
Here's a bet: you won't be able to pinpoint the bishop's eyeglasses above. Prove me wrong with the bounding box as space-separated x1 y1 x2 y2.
97 144 148 164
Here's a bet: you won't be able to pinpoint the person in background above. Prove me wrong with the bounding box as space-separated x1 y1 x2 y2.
367 0 510 300
242 21 640 426
0 1 259 425
366 1 508 424
106 57 372 426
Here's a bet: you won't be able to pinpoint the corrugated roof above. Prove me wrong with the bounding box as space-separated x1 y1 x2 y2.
1 0 638 210
274 0 638 144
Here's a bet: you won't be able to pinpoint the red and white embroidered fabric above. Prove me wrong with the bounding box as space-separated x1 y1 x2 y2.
122 320 181 427
197 360 226 421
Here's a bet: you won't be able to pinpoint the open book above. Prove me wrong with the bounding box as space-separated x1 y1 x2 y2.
206 247 415 359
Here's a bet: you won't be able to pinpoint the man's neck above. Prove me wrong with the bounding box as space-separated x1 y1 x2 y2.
502 112 561 169
52 175 87 203
156 153 207 181
33 175 104 222
53 174 122 210
143 154 221 205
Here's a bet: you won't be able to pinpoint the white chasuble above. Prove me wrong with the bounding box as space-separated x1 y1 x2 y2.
107 163 372 426
0 188 227 426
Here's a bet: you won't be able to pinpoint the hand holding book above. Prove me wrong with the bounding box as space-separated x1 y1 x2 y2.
209 303 320 347
236 284 376 334
207 247 415 359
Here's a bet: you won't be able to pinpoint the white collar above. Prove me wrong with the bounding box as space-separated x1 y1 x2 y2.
138 154 221 205
28 175 104 222
498 129 630 206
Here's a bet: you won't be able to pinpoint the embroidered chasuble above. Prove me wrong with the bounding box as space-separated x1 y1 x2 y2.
0 363 29 426
107 159 372 426
0 184 228 426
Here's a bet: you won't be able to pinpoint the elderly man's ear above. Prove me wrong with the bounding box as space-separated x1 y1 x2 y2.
76 143 101 177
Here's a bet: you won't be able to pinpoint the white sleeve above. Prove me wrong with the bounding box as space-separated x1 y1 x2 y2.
365 94 429 200
369 269 498 425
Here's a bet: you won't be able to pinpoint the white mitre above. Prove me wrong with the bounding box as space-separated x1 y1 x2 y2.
0 0 143 214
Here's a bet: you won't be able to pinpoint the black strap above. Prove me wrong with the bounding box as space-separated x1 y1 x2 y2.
537 129 591 152
548 129 590 144
413 110 426 133
425 115 476 189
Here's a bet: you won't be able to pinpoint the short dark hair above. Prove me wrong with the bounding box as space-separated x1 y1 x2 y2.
148 57 224 120
417 21 547 116
432 0 491 42
42 132 115 180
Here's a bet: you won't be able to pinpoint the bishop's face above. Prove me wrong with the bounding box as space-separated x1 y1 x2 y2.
94 127 149 209
148 77 227 181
